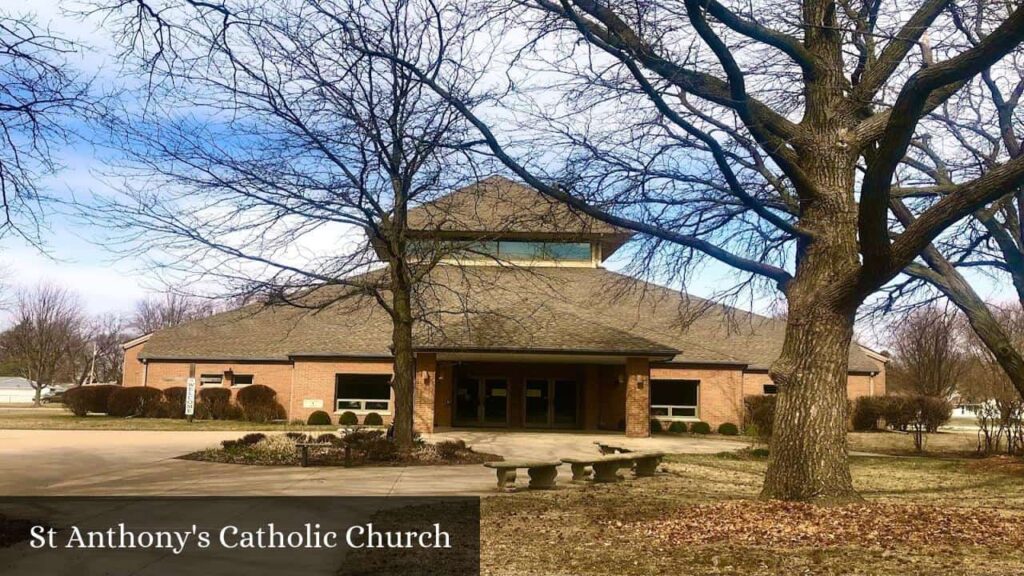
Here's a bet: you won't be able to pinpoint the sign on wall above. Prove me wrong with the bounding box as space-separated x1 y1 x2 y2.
185 377 197 417
303 399 324 409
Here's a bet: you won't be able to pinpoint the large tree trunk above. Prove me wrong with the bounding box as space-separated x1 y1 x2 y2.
763 296 857 501
762 148 861 502
390 284 416 452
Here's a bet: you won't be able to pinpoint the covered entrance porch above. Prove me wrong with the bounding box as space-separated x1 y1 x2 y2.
412 352 664 437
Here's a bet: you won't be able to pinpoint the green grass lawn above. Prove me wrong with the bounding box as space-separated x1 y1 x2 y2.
0 406 333 431
480 452 1024 575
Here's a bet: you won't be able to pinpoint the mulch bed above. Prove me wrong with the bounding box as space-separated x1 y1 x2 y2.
0 514 39 548
608 501 1024 550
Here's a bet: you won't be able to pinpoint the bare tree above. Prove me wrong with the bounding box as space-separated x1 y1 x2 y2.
873 0 1024 408
91 312 131 383
0 283 86 404
85 0 486 449
87 0 1024 500
365 0 1024 501
0 11 96 247
886 306 967 398
959 304 1024 455
131 293 218 335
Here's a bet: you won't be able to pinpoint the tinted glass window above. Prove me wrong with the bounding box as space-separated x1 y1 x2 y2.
336 374 392 400
651 380 699 406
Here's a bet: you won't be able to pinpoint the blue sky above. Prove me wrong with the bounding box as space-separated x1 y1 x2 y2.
2 1 1012 350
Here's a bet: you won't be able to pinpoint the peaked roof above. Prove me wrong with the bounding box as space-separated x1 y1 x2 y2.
406 176 629 237
135 266 881 373
0 376 36 389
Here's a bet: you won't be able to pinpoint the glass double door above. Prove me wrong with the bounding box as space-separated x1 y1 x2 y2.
454 377 508 426
525 379 579 428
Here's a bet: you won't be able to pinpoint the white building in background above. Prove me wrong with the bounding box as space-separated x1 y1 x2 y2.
0 377 52 403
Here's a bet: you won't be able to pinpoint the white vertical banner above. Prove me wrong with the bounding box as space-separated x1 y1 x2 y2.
185 377 197 417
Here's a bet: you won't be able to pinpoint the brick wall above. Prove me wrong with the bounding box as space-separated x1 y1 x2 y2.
414 354 437 433
625 357 650 438
652 364 746 428
122 344 144 386
291 358 393 424
141 361 294 411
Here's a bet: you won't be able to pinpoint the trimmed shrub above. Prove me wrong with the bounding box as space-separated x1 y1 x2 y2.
690 421 712 434
852 396 885 431
434 439 466 461
668 421 687 434
363 412 384 426
650 419 663 433
236 384 286 423
197 388 233 420
880 395 914 431
240 432 266 445
107 387 165 418
62 384 119 416
307 410 332 425
743 395 776 440
338 411 359 425
915 395 953 433
717 422 739 436
163 387 188 419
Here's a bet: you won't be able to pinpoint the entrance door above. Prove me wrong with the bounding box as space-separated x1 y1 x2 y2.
552 379 579 427
454 377 480 425
454 376 509 426
482 378 509 425
524 379 550 425
523 378 579 427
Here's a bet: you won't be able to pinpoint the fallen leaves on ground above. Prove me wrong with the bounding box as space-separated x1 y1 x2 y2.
606 500 1022 550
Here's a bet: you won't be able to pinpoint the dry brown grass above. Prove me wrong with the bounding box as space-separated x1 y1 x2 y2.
848 430 978 455
480 452 1024 575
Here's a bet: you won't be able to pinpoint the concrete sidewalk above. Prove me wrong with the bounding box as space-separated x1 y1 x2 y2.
0 429 744 496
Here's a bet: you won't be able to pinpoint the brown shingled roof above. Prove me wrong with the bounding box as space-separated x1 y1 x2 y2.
137 265 880 373
406 175 628 237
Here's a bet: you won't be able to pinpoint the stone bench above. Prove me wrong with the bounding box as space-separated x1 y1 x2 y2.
562 451 666 482
295 442 333 467
483 460 562 490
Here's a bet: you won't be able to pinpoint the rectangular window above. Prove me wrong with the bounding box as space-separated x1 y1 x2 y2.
232 374 254 387
496 241 591 262
199 373 223 387
650 379 699 419
763 384 778 395
335 374 392 413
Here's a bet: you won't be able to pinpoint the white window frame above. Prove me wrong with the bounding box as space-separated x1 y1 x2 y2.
334 374 392 415
199 373 223 387
649 379 700 421
334 398 392 414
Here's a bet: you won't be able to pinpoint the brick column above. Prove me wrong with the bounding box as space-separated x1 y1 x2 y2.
413 353 437 433
625 357 650 438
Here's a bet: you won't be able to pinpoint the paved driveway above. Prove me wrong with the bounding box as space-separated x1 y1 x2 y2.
0 429 744 496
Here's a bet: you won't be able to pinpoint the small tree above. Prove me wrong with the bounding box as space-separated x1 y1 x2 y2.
131 293 219 335
86 0 488 450
887 306 967 398
0 284 86 404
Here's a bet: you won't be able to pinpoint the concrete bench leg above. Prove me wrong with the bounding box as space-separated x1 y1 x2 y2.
592 461 621 483
634 456 661 477
495 469 517 490
527 466 558 489
569 463 591 482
